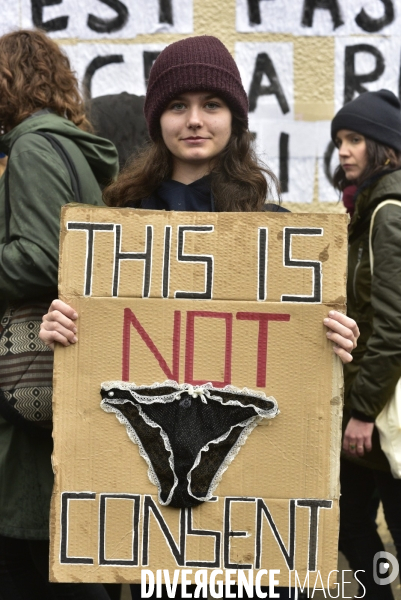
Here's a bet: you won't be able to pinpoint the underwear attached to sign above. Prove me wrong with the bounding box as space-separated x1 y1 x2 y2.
100 381 278 508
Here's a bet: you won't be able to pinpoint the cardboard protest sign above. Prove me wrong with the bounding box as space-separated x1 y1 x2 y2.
50 205 347 589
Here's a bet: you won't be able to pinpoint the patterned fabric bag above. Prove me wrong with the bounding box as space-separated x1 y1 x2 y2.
0 131 82 432
0 301 54 430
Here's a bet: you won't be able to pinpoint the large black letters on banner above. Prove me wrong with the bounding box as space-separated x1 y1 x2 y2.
258 228 268 302
143 51 162 86
297 499 332 572
344 45 385 105
301 0 344 29
185 507 221 568
83 55 125 100
175 226 214 300
355 0 394 33
255 498 296 570
281 228 323 303
249 53 290 114
162 226 172 299
113 224 153 297
224 497 255 569
87 0 129 34
142 496 186 566
159 0 173 24
60 492 96 564
99 494 140 566
67 222 114 296
31 0 68 32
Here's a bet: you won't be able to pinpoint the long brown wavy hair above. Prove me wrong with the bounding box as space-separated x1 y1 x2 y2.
104 112 280 211
0 29 91 132
333 137 401 191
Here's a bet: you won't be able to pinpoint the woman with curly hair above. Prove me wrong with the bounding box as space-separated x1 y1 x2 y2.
0 29 118 599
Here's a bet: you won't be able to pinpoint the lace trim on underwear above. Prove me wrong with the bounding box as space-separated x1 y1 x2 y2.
186 416 260 502
101 380 278 418
101 399 178 506
101 380 279 506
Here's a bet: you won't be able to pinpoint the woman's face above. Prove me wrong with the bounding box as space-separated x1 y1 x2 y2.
335 129 368 181
160 91 232 183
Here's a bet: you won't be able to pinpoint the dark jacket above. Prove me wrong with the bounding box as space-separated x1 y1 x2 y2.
88 92 148 170
344 169 401 470
0 112 118 539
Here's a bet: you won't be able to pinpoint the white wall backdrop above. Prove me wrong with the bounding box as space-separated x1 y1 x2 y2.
2 0 401 204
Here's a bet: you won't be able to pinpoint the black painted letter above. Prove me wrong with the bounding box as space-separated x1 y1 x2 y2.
224 497 255 569
99 494 140 566
249 53 290 114
159 0 173 24
344 45 385 105
355 0 394 33
162 226 172 299
83 55 124 100
142 496 186 566
143 51 162 86
113 224 153 297
279 132 289 193
323 140 336 186
185 508 221 568
281 227 323 303
255 498 295 570
60 492 96 564
88 0 128 33
246 0 272 25
175 226 214 300
301 0 344 30
258 228 268 301
31 0 68 32
297 499 332 571
67 222 114 296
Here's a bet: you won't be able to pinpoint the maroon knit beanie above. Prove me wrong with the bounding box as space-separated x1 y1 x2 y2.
144 36 248 141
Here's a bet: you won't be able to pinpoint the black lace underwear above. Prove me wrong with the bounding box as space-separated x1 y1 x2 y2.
100 381 278 508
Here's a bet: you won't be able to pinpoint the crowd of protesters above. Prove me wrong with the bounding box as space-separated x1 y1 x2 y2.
0 26 398 600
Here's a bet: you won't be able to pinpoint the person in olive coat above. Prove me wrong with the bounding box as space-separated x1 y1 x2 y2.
332 89 401 600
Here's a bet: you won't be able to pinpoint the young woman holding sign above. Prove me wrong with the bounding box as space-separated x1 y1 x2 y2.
40 36 359 599
331 90 401 599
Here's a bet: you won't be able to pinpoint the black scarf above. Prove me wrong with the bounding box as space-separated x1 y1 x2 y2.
140 176 214 212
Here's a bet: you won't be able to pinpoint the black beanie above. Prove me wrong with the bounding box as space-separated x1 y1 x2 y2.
331 89 401 152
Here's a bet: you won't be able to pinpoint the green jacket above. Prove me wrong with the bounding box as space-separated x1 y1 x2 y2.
344 169 401 470
0 112 118 539
0 112 118 315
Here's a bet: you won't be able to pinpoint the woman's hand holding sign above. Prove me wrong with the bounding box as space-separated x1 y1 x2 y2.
41 299 79 350
323 310 359 364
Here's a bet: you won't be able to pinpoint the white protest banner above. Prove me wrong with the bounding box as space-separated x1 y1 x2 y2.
16 0 192 39
236 0 400 37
